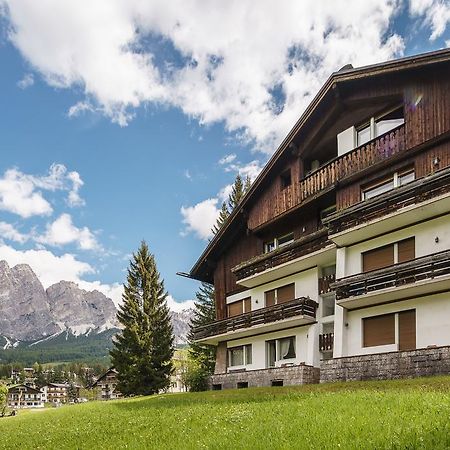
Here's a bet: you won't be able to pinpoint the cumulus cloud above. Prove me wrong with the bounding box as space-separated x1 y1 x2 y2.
180 198 219 240
36 213 99 250
0 164 85 218
0 221 29 243
409 0 450 40
2 0 406 151
17 72 34 89
219 154 237 165
166 295 195 312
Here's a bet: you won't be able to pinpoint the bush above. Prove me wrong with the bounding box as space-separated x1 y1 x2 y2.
184 366 209 392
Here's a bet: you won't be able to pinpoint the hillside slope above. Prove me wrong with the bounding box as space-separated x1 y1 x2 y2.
1 376 450 449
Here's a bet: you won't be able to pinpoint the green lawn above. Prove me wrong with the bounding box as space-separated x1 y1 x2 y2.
2 376 450 449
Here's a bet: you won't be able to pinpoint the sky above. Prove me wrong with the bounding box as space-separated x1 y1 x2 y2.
0 0 448 310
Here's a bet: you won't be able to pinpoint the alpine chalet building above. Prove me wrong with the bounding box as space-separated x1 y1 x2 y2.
188 49 450 388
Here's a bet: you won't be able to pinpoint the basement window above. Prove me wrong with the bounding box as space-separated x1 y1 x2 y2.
271 380 284 387
212 384 222 390
237 381 249 389
280 169 292 189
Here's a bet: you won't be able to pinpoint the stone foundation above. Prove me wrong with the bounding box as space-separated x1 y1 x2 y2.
209 364 320 390
320 346 450 383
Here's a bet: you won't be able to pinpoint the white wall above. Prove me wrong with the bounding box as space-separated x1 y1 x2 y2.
226 267 319 309
339 292 450 357
225 324 316 371
343 214 450 277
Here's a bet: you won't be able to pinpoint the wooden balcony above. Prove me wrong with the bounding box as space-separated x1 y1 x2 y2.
319 333 334 352
324 166 450 241
252 125 406 228
319 274 336 295
193 297 318 343
232 229 332 285
333 250 450 309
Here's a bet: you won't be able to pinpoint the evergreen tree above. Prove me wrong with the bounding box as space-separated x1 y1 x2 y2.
110 241 174 396
187 174 253 379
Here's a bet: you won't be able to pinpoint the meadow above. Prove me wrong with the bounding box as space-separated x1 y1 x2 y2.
2 376 450 449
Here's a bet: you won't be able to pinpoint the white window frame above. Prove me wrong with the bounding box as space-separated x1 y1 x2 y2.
228 344 252 368
264 232 294 253
362 168 415 201
266 336 296 367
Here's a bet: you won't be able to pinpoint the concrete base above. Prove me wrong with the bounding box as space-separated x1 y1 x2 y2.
209 364 320 390
320 346 450 383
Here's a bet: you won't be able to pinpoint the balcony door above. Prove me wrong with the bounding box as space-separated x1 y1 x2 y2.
399 310 416 351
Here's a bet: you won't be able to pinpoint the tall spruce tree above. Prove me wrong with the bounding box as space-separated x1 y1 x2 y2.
110 241 174 396
188 174 252 375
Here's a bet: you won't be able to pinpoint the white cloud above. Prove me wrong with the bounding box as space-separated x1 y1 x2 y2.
219 154 237 165
0 222 29 243
409 0 450 40
166 295 195 312
37 213 99 250
0 164 85 218
17 72 34 89
180 198 219 240
2 0 405 151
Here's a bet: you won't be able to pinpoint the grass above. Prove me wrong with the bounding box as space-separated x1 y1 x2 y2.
2 376 450 449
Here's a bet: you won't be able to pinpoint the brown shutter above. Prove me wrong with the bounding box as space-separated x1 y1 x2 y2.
265 289 276 307
363 313 395 347
243 297 251 313
227 300 243 317
398 238 415 263
363 244 394 272
276 283 295 303
399 310 416 351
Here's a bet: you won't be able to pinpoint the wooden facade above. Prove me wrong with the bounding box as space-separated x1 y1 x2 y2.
189 51 450 323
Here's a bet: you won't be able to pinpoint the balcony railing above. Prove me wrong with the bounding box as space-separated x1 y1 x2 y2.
251 125 405 228
319 274 336 295
333 250 450 301
193 297 318 341
319 333 334 352
232 229 330 281
324 166 450 235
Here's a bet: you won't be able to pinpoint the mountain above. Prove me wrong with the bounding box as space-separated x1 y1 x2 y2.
0 261 194 363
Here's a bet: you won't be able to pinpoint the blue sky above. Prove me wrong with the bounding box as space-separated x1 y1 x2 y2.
0 1 448 309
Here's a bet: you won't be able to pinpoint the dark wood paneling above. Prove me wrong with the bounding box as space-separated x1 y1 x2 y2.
363 313 395 347
265 289 275 307
398 238 415 263
227 300 243 317
363 244 394 272
399 310 416 351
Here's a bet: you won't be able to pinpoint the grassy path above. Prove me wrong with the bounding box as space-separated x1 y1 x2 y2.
2 376 450 449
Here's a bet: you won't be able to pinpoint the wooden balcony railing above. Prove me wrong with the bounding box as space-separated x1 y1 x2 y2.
232 229 330 281
262 125 406 225
324 166 450 235
193 297 318 341
319 333 334 352
333 250 450 301
319 274 336 295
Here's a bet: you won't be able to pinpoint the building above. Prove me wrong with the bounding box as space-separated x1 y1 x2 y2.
45 383 80 404
92 368 122 400
187 49 450 389
7 385 44 409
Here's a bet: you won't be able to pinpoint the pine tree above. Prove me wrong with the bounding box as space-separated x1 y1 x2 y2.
187 174 253 380
110 241 174 396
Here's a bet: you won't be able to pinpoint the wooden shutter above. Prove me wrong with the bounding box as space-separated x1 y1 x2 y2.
227 300 243 317
399 310 416 351
277 283 295 303
243 297 251 313
398 238 415 263
363 244 394 272
363 313 395 347
265 289 276 307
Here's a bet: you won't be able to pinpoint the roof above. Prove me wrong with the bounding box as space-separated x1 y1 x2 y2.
8 384 41 394
188 48 450 282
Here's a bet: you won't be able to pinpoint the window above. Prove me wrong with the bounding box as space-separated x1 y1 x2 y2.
228 344 252 367
264 233 294 253
266 337 296 367
264 283 295 307
357 123 371 146
237 382 249 389
362 237 415 272
362 168 415 200
363 313 395 347
280 169 292 189
227 297 251 317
